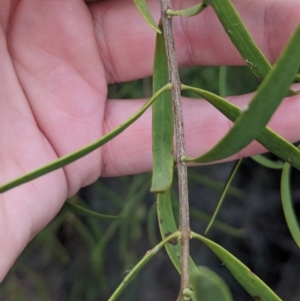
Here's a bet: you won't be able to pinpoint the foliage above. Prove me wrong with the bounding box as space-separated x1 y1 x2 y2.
1 1 300 300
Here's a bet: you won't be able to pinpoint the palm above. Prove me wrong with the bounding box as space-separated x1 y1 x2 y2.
8 0 107 190
0 0 107 277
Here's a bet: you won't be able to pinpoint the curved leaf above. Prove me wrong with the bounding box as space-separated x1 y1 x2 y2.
219 66 228 97
188 170 243 197
184 25 300 163
211 0 297 96
192 232 282 301
0 84 171 194
157 190 197 274
205 159 242 234
63 201 123 220
210 0 271 82
151 24 174 193
181 86 300 172
166 0 212 17
190 266 233 301
281 163 300 248
108 231 180 301
133 0 161 33
251 155 284 170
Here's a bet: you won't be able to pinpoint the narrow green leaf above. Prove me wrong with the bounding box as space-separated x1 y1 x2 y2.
188 205 245 237
72 216 97 252
63 201 123 220
107 231 180 301
251 155 284 170
219 66 228 97
184 25 300 164
0 84 171 194
14 263 52 301
151 24 174 193
166 0 212 17
133 0 161 33
181 86 300 171
210 0 271 82
147 202 158 246
205 159 242 234
192 232 282 301
190 266 233 301
211 0 297 95
157 190 198 274
188 170 243 197
281 163 300 248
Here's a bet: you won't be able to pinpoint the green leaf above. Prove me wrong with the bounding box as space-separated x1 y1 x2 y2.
192 232 282 301
0 84 171 194
166 0 212 17
219 66 228 97
211 0 297 95
63 201 123 220
251 155 284 170
210 0 271 82
188 205 245 237
133 0 161 33
205 159 242 234
157 190 198 274
190 266 233 301
14 263 52 301
184 25 300 164
107 231 180 301
181 86 300 171
188 170 243 197
151 24 174 193
281 163 300 248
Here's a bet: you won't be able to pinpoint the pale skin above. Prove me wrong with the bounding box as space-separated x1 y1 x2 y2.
0 0 299 282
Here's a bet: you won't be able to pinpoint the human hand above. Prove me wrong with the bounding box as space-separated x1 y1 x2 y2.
0 0 299 281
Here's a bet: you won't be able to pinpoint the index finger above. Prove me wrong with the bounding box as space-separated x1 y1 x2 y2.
89 0 300 83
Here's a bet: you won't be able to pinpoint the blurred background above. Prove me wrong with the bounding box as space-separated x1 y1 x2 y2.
1 66 300 301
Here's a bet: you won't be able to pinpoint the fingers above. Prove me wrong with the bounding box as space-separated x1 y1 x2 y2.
90 0 300 83
101 87 300 177
10 0 108 195
0 30 68 282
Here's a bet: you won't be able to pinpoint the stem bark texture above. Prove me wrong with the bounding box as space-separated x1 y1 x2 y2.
159 0 190 299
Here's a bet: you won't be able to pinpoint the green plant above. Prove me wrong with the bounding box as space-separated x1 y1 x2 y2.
1 1 300 300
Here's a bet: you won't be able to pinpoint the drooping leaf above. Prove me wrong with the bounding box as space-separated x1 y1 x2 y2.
190 266 233 301
281 163 300 248
181 86 300 171
133 0 161 33
192 232 282 301
63 201 123 220
157 190 198 274
210 0 297 95
205 159 242 234
209 0 270 82
91 175 151 268
166 0 212 17
13 263 52 301
251 155 284 170
0 84 171 194
151 24 174 193
219 66 228 97
188 170 243 197
183 25 300 164
107 231 180 301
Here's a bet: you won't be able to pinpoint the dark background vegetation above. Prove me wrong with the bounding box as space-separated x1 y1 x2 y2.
1 66 300 301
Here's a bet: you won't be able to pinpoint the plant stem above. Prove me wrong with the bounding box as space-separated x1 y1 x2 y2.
159 0 190 299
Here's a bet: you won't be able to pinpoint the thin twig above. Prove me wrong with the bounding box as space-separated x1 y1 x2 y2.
159 0 190 299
